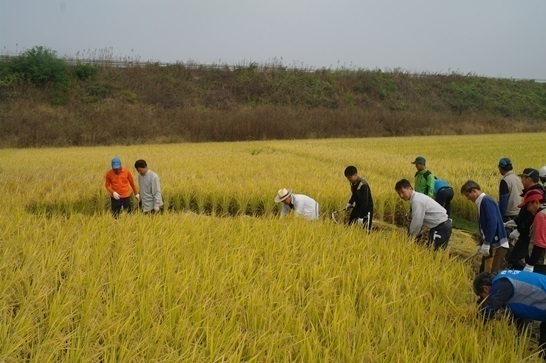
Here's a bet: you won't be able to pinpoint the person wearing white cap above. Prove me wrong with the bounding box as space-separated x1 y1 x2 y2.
540 166 546 186
274 188 319 221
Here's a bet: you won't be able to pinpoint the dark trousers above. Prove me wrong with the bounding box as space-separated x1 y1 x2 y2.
534 265 546 275
506 237 530 270
435 187 454 217
111 196 133 217
349 211 373 233
428 219 452 250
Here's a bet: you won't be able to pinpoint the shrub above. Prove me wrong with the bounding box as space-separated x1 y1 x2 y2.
73 62 98 81
8 46 69 87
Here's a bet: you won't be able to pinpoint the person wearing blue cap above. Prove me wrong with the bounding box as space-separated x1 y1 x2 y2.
497 158 523 222
105 157 139 217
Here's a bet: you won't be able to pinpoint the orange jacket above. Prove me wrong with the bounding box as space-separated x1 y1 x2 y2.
105 167 138 198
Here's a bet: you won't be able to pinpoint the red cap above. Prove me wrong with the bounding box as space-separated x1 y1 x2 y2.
518 189 545 208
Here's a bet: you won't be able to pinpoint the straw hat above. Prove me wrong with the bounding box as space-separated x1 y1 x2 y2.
274 188 292 203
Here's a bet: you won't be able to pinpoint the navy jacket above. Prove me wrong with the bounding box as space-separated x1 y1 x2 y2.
479 195 508 249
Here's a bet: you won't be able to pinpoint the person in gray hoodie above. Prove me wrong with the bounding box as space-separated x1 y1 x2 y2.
134 159 164 214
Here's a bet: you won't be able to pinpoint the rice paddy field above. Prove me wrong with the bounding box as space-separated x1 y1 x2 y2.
1 133 545 362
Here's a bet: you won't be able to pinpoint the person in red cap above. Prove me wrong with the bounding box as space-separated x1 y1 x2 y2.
508 168 546 269
519 189 546 274
105 157 139 218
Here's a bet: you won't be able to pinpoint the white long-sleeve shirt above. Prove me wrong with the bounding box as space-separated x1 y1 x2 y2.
138 170 163 212
409 191 448 237
280 194 319 221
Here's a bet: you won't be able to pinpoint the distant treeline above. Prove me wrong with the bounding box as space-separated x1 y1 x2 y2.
1 46 546 147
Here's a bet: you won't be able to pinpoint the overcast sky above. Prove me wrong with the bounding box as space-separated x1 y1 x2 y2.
1 0 545 79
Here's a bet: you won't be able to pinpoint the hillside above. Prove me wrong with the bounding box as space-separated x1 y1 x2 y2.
1 47 546 147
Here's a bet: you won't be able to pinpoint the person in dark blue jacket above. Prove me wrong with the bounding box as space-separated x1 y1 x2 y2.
473 270 546 355
462 180 509 273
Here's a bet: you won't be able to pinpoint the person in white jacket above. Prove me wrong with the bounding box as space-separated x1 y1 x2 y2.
274 188 319 221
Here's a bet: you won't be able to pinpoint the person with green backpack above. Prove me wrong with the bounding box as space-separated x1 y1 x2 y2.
412 156 453 216
412 156 435 198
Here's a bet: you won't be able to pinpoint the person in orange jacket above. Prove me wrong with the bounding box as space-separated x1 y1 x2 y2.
105 157 138 217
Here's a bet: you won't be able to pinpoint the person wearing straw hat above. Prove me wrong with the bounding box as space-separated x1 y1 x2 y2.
105 157 139 218
518 189 546 274
274 188 319 221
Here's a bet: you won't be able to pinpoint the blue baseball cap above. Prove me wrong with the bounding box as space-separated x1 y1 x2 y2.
498 158 512 169
111 157 122 169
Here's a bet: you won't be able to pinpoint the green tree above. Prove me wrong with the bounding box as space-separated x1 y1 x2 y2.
8 46 68 87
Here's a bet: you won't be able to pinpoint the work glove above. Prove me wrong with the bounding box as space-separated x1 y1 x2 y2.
135 194 140 202
154 206 160 212
479 244 490 257
357 218 364 226
345 203 352 210
112 191 120 200
503 220 517 229
523 264 534 272
509 229 520 241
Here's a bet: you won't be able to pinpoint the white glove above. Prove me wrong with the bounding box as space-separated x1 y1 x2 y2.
345 203 352 210
154 206 160 212
509 229 520 241
112 191 120 200
135 194 140 202
479 244 490 257
523 264 534 272
504 220 517 229
357 218 364 226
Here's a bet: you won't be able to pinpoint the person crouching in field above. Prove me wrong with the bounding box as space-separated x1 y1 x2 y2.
105 157 138 218
134 159 164 214
344 166 374 232
274 188 319 221
473 270 546 357
461 180 509 273
395 179 452 250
